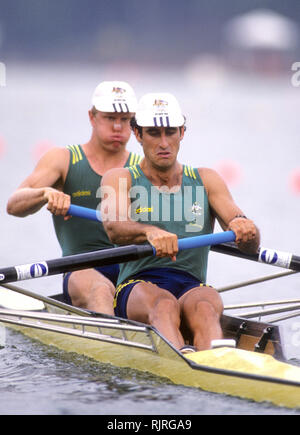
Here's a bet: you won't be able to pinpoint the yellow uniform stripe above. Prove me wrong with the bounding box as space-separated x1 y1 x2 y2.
114 279 147 308
67 145 77 165
129 153 142 166
130 166 136 179
129 153 135 166
134 153 139 165
183 165 197 179
74 144 83 161
67 145 83 165
130 165 140 179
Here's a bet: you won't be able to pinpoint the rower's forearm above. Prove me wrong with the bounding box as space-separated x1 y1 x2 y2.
104 220 155 245
7 188 48 217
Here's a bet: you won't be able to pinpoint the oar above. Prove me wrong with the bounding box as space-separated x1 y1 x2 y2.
210 242 300 271
0 231 236 284
0 283 92 316
67 204 101 222
68 205 300 272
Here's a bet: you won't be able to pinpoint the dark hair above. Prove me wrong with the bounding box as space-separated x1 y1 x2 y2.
91 106 98 116
130 117 143 136
130 117 186 137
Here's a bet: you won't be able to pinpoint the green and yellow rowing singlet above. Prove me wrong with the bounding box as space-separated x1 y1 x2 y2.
52 145 142 256
117 164 212 285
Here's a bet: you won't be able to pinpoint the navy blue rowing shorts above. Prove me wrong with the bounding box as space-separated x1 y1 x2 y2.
63 264 120 305
114 267 209 319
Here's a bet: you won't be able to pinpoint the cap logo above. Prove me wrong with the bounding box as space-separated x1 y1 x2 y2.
153 99 168 109
111 87 129 112
112 87 126 95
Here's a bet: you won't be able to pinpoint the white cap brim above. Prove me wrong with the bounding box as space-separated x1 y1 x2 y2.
136 112 185 127
93 96 137 113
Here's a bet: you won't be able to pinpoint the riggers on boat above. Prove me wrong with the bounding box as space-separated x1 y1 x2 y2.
1 232 300 408
0 288 299 409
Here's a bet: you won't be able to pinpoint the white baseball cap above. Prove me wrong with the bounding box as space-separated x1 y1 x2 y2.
135 93 185 127
92 81 137 113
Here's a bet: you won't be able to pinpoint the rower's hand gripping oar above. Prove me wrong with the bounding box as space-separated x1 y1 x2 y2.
0 232 236 284
68 204 300 272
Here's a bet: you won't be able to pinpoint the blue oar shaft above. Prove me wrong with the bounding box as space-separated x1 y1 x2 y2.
68 204 101 222
68 205 236 251
178 231 235 250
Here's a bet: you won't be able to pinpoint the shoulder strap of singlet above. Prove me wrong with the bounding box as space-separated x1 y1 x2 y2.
128 163 143 181
183 164 198 180
67 144 84 165
128 152 142 167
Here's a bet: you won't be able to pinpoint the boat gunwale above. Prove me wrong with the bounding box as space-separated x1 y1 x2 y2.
0 308 151 332
0 313 158 352
1 306 300 391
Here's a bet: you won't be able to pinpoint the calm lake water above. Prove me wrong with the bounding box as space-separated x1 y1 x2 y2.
0 62 300 415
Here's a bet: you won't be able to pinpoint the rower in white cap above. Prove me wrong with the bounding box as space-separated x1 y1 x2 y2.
101 91 260 352
7 81 142 314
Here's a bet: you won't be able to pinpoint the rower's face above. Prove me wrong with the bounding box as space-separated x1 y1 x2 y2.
135 126 184 169
89 111 133 151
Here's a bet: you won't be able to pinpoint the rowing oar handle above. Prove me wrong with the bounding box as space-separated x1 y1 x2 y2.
68 204 102 222
177 231 235 250
67 205 236 251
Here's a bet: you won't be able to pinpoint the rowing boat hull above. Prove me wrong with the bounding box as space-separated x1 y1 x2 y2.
3 317 300 409
0 291 300 409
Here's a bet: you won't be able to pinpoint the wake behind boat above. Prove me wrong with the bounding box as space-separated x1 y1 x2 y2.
0 285 299 409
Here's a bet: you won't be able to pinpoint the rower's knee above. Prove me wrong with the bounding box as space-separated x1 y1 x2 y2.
194 300 221 319
149 298 180 325
207 291 224 316
196 289 224 317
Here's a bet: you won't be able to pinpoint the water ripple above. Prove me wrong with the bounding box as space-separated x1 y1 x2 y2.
0 329 299 415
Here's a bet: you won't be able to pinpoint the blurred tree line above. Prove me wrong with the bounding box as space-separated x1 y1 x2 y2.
1 0 299 63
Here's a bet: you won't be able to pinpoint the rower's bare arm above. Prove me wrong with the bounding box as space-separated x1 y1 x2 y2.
101 169 178 260
7 148 70 218
101 168 157 244
199 168 260 254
